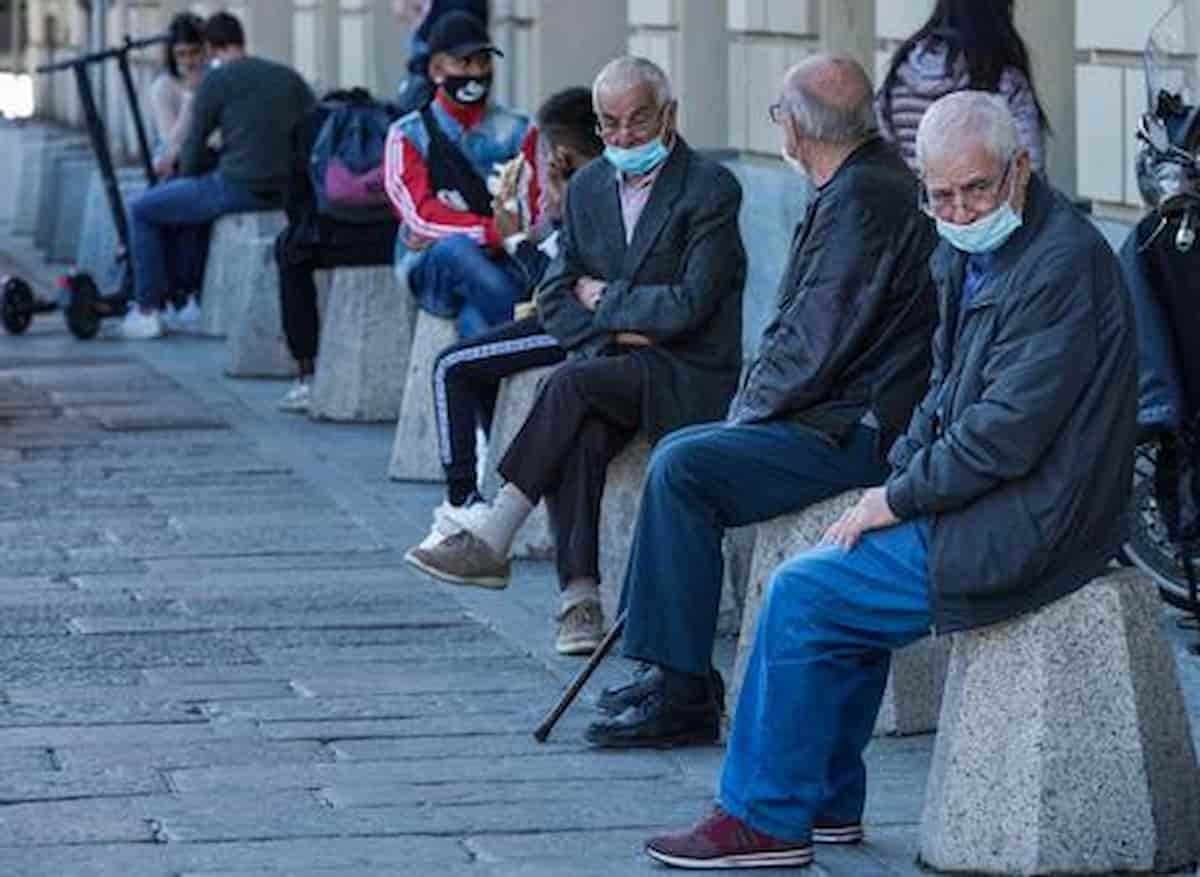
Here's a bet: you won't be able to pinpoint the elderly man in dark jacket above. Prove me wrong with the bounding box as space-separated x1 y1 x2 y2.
644 90 1137 871
586 55 939 750
405 56 747 657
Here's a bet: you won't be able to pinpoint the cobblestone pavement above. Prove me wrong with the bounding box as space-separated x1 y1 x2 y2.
0 248 1198 876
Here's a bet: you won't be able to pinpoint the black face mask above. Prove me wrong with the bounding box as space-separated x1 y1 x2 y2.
441 74 492 106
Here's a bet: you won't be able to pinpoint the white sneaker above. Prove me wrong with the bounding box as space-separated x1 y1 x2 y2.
277 380 312 413
415 499 492 551
117 307 165 340
174 297 202 330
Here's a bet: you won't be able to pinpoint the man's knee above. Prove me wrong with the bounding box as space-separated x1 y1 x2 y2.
427 234 478 265
647 425 719 494
761 547 839 626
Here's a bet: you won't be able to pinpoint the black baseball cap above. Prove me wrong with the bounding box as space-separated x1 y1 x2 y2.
427 11 503 59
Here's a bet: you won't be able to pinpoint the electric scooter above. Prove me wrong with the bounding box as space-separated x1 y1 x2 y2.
0 32 165 339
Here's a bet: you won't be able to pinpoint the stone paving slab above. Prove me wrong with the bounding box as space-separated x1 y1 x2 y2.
0 307 1196 875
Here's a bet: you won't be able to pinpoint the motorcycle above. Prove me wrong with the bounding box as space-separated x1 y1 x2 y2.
1120 0 1200 623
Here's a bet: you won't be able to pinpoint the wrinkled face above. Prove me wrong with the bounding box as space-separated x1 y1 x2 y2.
172 41 206 77
430 50 494 83
920 141 1031 224
594 82 675 150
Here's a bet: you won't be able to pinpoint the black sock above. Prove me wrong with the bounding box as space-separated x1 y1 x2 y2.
447 480 477 507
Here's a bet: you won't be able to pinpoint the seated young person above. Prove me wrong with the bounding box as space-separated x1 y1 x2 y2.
383 11 530 339
275 90 400 414
121 11 315 340
410 87 603 542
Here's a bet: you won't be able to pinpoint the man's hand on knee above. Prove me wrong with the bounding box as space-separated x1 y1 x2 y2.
823 487 898 550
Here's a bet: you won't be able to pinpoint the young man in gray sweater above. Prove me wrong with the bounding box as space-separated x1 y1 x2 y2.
120 11 315 340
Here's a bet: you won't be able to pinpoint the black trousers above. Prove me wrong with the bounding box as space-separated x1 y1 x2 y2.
434 316 566 504
275 220 397 363
498 354 645 587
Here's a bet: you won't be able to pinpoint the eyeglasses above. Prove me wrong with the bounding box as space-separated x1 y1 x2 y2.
595 104 665 140
919 159 1014 217
768 102 784 125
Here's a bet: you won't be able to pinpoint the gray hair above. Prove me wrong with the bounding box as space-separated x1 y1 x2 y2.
916 91 1020 170
782 58 877 144
592 56 673 108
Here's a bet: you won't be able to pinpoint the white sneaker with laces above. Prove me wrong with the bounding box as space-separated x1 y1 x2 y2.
174 297 202 330
277 380 312 413
118 307 165 340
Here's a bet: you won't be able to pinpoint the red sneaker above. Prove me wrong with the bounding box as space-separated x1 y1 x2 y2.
645 807 814 869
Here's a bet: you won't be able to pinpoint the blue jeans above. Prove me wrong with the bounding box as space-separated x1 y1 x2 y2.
407 234 526 339
620 421 890 677
129 171 271 309
718 519 933 842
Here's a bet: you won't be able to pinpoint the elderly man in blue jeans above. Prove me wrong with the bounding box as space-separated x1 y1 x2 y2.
643 90 1137 870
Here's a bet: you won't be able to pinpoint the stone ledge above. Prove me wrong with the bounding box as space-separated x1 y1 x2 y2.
730 489 950 737
388 309 456 479
310 266 415 423
198 211 287 338
920 568 1200 875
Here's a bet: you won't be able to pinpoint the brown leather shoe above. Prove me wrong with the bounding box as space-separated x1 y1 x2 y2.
404 530 511 589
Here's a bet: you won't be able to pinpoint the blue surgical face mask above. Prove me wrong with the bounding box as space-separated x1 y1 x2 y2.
934 172 1024 254
605 137 670 176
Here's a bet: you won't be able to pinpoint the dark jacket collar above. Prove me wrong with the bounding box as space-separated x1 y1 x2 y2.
818 135 890 191
606 136 693 279
931 173 1054 305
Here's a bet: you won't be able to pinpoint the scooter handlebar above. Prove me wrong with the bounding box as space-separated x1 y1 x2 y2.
36 33 169 74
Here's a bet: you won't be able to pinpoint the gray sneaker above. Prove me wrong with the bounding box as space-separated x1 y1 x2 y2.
404 529 511 589
556 597 604 655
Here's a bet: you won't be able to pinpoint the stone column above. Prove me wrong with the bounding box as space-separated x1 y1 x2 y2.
629 0 728 151
9 0 22 73
293 0 340 91
337 0 406 99
1015 0 1076 198
531 0 627 112
242 0 293 66
818 0 875 76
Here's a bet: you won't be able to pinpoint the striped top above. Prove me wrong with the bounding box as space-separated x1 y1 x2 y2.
876 37 1046 175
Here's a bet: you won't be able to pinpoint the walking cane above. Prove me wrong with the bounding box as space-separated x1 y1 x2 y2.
533 610 626 742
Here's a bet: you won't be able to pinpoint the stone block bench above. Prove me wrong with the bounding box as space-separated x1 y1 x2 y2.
11 131 84 235
48 155 98 263
478 365 558 558
920 568 1200 875
223 236 324 378
309 265 416 422
30 139 89 243
198 210 287 338
388 309 457 479
75 168 145 279
729 490 951 736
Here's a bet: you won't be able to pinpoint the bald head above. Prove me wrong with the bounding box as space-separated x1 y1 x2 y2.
780 54 876 144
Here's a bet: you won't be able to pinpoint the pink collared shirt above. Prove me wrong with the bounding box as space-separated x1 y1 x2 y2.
617 161 666 244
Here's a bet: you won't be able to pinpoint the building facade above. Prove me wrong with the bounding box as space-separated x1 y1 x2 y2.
11 1 1190 223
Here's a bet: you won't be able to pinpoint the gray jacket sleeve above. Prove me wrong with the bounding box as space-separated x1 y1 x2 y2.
885 249 1100 519
534 193 601 352
180 73 222 178
589 174 743 341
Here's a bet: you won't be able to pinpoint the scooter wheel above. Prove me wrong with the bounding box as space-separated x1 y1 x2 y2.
64 274 102 340
1 277 34 335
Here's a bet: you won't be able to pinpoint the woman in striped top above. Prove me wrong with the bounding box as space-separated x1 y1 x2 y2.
876 0 1048 174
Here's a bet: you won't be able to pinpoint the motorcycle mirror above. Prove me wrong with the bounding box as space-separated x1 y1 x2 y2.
1140 113 1173 153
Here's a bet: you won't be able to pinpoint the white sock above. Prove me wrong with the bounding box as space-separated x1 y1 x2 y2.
471 483 533 557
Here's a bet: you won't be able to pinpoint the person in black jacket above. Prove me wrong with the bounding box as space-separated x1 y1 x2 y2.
275 91 400 414
586 54 939 749
644 89 1136 871
405 57 747 658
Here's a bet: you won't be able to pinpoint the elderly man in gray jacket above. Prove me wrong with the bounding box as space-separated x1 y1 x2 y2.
643 90 1137 871
406 56 747 656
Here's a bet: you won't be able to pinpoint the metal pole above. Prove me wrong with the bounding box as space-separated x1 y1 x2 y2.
91 0 107 124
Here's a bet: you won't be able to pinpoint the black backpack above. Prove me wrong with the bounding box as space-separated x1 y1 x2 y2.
309 89 399 224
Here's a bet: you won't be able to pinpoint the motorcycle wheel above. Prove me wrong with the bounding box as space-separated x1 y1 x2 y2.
64 274 102 340
1 277 34 335
1123 443 1200 613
